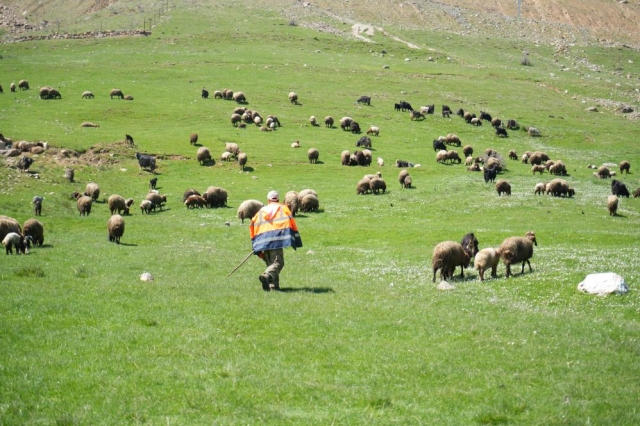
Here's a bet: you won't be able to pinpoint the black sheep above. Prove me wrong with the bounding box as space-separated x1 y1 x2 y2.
17 156 33 171
356 137 371 148
611 180 630 198
399 101 413 112
150 177 158 190
125 134 134 144
357 96 371 105
394 103 401 112
460 233 480 259
480 111 492 121
433 139 447 152
136 152 156 172
425 105 435 114
350 121 361 134
442 105 452 113
201 88 209 99
506 119 519 130
456 108 465 117
496 128 508 138
484 166 498 183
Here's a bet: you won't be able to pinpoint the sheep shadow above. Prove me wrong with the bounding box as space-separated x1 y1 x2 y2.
38 244 54 249
313 161 324 165
277 287 334 294
192 143 203 147
201 160 216 167
612 213 627 218
151 208 171 214
118 242 138 247
241 166 255 172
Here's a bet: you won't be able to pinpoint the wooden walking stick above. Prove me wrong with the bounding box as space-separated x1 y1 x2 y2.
227 250 255 277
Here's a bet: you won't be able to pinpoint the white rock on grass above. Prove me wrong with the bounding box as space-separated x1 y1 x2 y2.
578 273 628 296
140 272 154 282
437 281 455 291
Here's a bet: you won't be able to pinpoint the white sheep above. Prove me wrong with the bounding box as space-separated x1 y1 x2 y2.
377 157 384 167
474 248 501 281
3 232 28 255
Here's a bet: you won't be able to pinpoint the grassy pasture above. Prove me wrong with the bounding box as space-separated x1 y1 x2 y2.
1 1 639 424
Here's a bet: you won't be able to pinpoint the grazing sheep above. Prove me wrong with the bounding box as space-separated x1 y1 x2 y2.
201 88 209 99
377 157 384 167
350 121 361 134
309 116 317 126
145 192 165 211
149 178 157 190
203 187 228 208
357 96 371 105
491 118 502 128
285 191 300 216
479 111 492 121
496 179 511 196
231 113 242 127
300 194 320 211
550 160 567 176
23 219 44 247
633 187 640 198
369 177 387 194
110 89 124 99
340 117 353 130
496 128 508 138
611 180 630 198
18 80 29 90
356 179 371 195
433 139 447 152
183 189 201 202
595 166 611 179
531 165 545 175
235 152 246 170
528 152 549 166
362 149 372 166
0 216 22 244
289 92 298 104
291 141 300 148
527 127 541 137
467 164 481 172
49 89 62 99
471 117 482 126
366 126 380 136
607 195 619 216
499 231 537 278
221 152 233 161
546 179 570 197
341 150 351 166
223 89 233 100
213 90 223 99
190 133 198 145
398 170 409 186
84 183 100 201
125 198 134 209
436 150 448 164
508 150 517 160
2 232 29 255
107 215 125 244
506 119 519 130
10 82 16 92
108 195 129 215
17 156 34 171
308 148 319 164
462 145 473 158
410 110 424 121
185 195 206 209
39 86 51 99
197 147 212 165
432 241 470 282
297 189 318 205
77 195 93 216
534 182 546 195
325 116 334 128
136 152 156 172
619 161 630 175
140 200 154 214
233 92 246 103
445 134 461 147
474 248 501 281
521 153 529 164
447 151 461 164
403 175 412 188
544 160 555 171
356 136 371 149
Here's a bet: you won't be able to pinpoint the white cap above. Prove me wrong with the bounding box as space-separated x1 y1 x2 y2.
267 190 279 201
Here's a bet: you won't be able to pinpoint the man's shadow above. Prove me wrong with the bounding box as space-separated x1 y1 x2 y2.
277 287 334 294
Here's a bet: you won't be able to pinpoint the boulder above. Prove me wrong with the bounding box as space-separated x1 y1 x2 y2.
578 273 628 296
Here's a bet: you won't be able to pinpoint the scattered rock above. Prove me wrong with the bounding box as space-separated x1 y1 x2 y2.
437 281 455 291
140 273 154 282
382 65 390 69
578 273 628 296
224 221 230 226
585 106 598 112
307 250 315 255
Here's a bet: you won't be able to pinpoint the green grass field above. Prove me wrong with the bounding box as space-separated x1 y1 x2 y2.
1 1 639 424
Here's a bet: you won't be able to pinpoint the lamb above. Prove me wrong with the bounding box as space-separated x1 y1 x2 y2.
125 198 134 209
467 164 481 172
398 170 409 186
463 145 473 158
611 180 630 198
225 142 240 155
107 215 125 244
190 133 198 145
521 153 529 164
123 95 134 101
531 165 545 175
308 148 319 164
108 195 129 215
460 233 480 260
284 191 299 215
254 116 262 125
23 219 44 247
77 195 93 216
184 195 206 209
110 89 124 99
203 187 228 208
300 194 320 211
289 92 298 104
357 179 371 195
499 231 537 278
432 241 470 282
140 200 154 214
183 189 201 202
84 183 100 201
619 161 630 174
470 117 482 126
149 177 158 190
545 160 555 171
495 179 511 196
366 126 380 136
534 182 546 195
474 248 501 281
527 127 541 137
369 177 387 194
607 195 618 216
238 152 248 170
291 141 300 148
445 134 461 146
309 116 318 126
10 82 16 92
221 152 233 162
3 232 29 255
341 150 351 166
0 216 23 243
377 157 384 167
197 147 212 165
325 116 334 128
594 166 611 179
546 178 570 197
145 192 165 211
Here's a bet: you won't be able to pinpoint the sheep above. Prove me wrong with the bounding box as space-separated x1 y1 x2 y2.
377 157 384 167
369 177 387 194
479 111 492 121
356 178 370 195
467 164 481 172
456 108 465 117
341 150 351 166
49 89 62 99
534 182 546 195
460 233 480 260
470 117 482 126
309 116 317 126
197 147 212 165
254 116 262 126
350 121 361 134
357 96 371 105
362 149 372 166
185 195 206 209
568 188 575 198
224 89 234 100
149 178 157 190
611 180 630 198
221 152 233 162
33 199 42 216
39 86 51 99
213 90 223 99
436 150 448 164
231 113 242 126
289 92 298 104
544 160 555 171
10 82 16 92
619 161 630 175
108 195 129 215
474 248 501 281
233 92 246 103
285 191 299 215
433 139 447 152
521 154 529 164
550 160 567 176
190 133 198 145
432 241 470 282
136 152 156 172
496 128 508 138
84 183 100 201
110 88 124 99
340 117 353 130
0 216 22 243
183 189 201 202
2 232 29 255
125 198 134 209
491 118 502 128
595 166 611 179
495 179 511 196
77 195 93 216
300 194 320 211
527 127 541 137
354 150 367 166
107 215 125 244
145 192 165 211
298 189 318 205
410 110 424 121
506 119 519 130
403 175 412 189
607 195 618 216
366 126 380 136
499 231 537 278
238 152 248 170
528 152 549 166
203 187 228 208
445 134 461 146
17 156 34 171
531 165 545 175
465 156 474 166
80 122 100 128
325 116 334 128
140 200 154 214
463 145 473 158
18 80 29 90
398 170 409 186
356 137 371 149
23 219 44 247
484 166 498 183
634 187 640 198
308 148 319 164
201 88 209 99
506 150 517 161
546 179 570 197
446 151 461 164
225 142 240 156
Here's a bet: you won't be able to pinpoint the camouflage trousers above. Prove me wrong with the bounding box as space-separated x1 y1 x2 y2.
262 248 284 288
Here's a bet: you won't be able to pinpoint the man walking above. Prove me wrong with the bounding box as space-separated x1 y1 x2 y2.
250 191 302 291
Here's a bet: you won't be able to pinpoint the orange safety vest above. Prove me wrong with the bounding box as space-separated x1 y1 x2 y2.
250 202 302 252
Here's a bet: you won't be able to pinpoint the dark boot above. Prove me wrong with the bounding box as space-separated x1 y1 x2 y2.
259 274 270 291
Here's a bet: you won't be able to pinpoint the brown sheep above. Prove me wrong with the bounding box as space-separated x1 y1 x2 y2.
233 92 246 103
324 116 334 128
77 195 93 216
289 92 298 104
356 179 370 195
508 150 517 160
238 152 248 170
184 195 206 209
203 187 228 208
84 183 100 201
225 143 240 155
284 191 299 215
499 231 537 278
398 170 409 186
341 150 351 166
634 187 640 198
545 160 555 170
81 122 100 128
23 219 44 247
237 200 263 223
190 133 198 145
107 215 125 244
619 161 630 175
445 134 461 146
0 215 22 243
595 166 611 179
403 175 412 188
183 189 201 202
470 117 482 126
531 165 545 175
546 179 570 197
197 147 212 165
436 150 448 164
145 192 165 211
495 179 511 196
18 79 29 90
366 126 380 136
82 91 94 99
110 89 124 99
534 182 546 195
309 116 317 126
432 241 470 282
298 189 318 205
300 194 319 212
108 195 129 215
308 148 319 164
474 248 501 281
10 82 16 92
369 177 387 194
340 117 353 131
463 145 473 157
550 160 566 176
607 195 618 216
213 90 223 99
231 113 242 127
446 150 461 164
